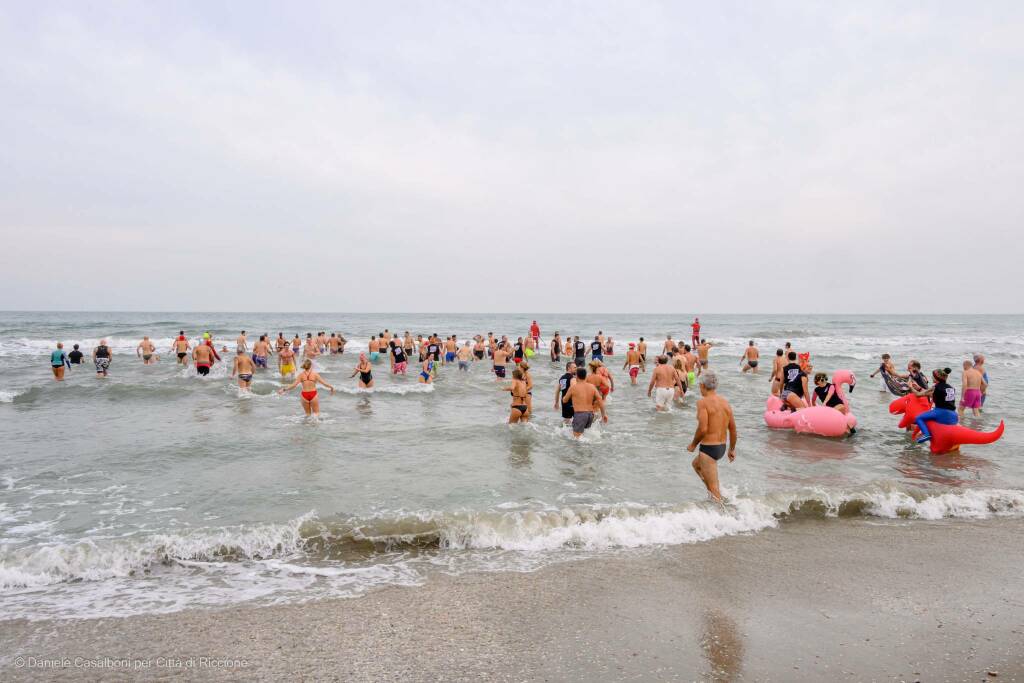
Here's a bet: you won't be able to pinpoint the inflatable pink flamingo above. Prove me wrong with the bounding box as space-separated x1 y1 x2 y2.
764 370 857 437
888 395 1004 454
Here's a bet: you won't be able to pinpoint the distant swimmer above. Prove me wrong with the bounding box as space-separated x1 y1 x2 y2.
573 336 586 367
561 367 608 438
456 341 472 371
530 320 541 348
252 335 272 369
419 357 435 384
236 331 248 354
637 337 647 365
492 345 510 380
780 351 808 410
172 333 191 366
672 358 689 402
519 361 534 416
352 353 374 388
303 334 319 360
555 361 577 425
682 345 700 385
93 339 112 377
444 336 457 365
550 332 562 362
662 334 675 356
686 372 736 503
959 360 986 418
328 333 340 355
50 342 69 381
973 354 989 410
623 343 644 385
691 318 701 348
505 368 530 424
291 335 301 353
137 336 157 365
337 335 347 355
192 341 218 377
280 359 335 417
275 333 287 353
232 351 255 392
697 339 712 367
590 336 603 363
741 341 759 373
603 337 615 357
278 343 297 378
390 340 408 375
403 332 414 359
770 349 785 395
68 343 84 366
811 373 847 413
647 355 677 412
473 337 486 361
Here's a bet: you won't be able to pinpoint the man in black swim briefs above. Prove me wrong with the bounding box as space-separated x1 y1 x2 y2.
686 372 737 503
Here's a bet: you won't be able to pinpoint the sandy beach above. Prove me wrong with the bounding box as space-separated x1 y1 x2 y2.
3 517 1022 681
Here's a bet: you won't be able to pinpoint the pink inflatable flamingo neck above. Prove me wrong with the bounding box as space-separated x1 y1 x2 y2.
831 370 856 412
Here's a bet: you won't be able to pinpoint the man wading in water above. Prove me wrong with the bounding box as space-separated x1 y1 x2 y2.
686 372 737 503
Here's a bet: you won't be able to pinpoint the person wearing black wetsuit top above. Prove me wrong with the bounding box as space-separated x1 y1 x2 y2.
812 373 845 409
68 344 84 365
780 352 807 409
573 338 586 366
556 362 576 424
513 339 524 363
426 339 441 362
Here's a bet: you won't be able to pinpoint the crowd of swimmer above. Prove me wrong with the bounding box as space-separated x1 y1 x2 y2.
43 319 991 502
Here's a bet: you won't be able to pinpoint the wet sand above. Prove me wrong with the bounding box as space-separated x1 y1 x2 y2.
2 518 1022 681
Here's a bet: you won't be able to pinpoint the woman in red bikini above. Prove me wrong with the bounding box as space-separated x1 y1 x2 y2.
279 359 335 417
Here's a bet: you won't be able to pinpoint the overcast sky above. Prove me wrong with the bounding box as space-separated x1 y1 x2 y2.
1 1 1021 313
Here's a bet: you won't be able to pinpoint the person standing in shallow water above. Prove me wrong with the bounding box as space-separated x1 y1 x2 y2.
686 372 737 503
280 359 335 417
93 339 112 377
50 342 69 381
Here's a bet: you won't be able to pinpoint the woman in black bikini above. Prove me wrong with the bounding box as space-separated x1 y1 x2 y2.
351 353 374 389
505 368 529 424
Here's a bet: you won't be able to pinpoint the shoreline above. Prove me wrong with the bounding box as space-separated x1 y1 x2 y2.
3 518 1023 681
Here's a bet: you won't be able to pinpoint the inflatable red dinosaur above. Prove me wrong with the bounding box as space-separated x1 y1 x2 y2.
888 395 1004 454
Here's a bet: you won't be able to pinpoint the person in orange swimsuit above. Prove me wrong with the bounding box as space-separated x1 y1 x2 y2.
279 359 335 417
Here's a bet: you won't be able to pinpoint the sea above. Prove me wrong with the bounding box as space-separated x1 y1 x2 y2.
1 312 1021 621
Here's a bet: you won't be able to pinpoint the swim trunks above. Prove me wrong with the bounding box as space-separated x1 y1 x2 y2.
571 411 595 433
699 443 727 461
393 361 407 374
592 353 603 363
420 371 431 381
253 355 267 368
142 354 152 361
369 352 379 363
281 363 295 375
177 352 187 359
445 351 456 362
196 364 210 376
493 365 506 378
748 360 758 368
238 373 252 382
301 389 317 401
94 358 110 372
654 386 673 409
699 359 708 367
629 365 640 379
458 360 469 370
474 350 485 360
960 388 983 409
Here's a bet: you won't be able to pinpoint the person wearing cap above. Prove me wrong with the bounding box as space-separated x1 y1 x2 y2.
172 331 190 365
622 343 645 385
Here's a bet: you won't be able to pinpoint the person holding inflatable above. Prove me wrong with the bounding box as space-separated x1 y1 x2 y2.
908 368 958 444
